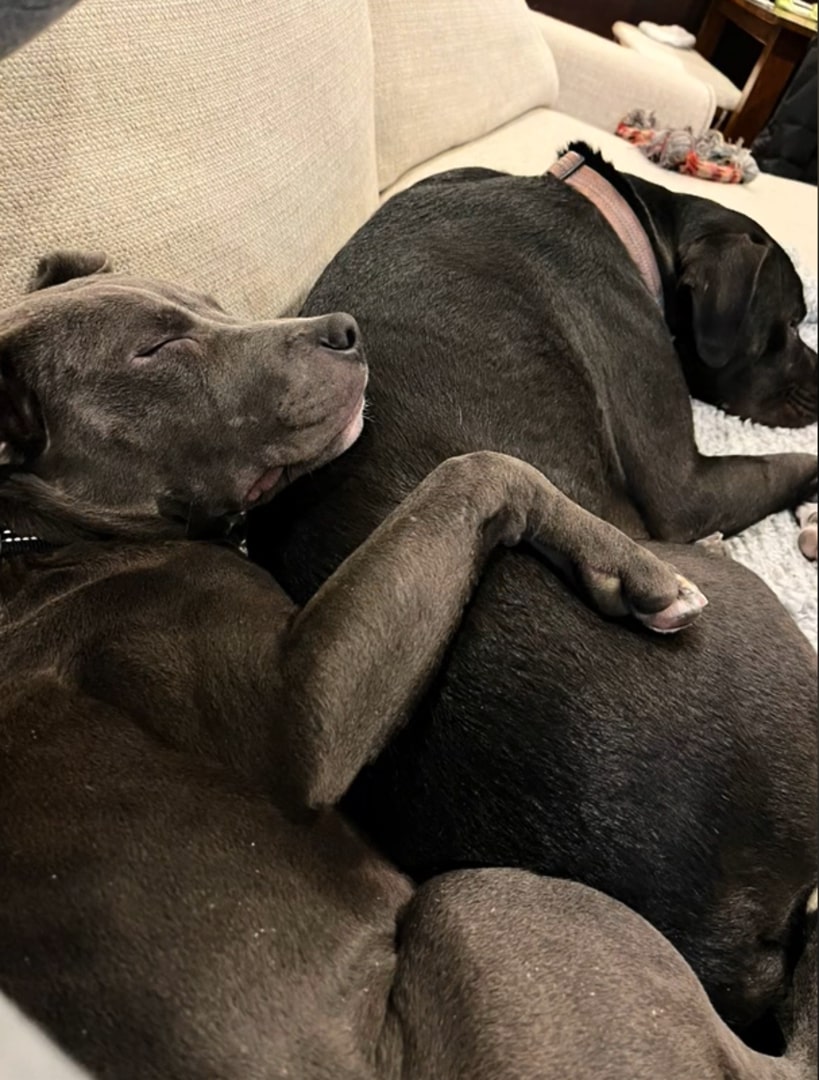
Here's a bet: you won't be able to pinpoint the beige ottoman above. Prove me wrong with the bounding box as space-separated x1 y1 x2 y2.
612 21 742 112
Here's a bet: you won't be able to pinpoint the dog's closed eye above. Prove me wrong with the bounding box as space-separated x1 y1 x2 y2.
132 338 193 365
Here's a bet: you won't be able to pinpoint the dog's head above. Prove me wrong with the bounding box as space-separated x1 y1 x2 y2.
0 251 367 540
674 221 816 428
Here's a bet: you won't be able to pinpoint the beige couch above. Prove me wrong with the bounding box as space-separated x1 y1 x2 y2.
1 0 815 323
0 0 816 1074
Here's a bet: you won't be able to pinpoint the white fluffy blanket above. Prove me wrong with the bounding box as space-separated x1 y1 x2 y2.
691 252 817 648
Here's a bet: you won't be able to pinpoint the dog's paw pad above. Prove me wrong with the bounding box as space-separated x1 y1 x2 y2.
632 574 708 634
796 503 817 562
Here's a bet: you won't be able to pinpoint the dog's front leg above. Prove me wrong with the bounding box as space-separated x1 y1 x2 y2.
276 451 705 809
640 451 817 542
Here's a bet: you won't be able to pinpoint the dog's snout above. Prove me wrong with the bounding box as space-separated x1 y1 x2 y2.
317 313 359 353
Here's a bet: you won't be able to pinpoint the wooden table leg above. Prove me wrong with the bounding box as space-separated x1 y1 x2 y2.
697 0 729 58
724 27 809 143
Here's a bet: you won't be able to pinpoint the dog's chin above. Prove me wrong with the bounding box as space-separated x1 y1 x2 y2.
245 397 366 509
297 396 367 474
328 397 366 456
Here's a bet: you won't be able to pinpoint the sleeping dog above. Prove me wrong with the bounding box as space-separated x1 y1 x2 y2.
0 253 716 1078
248 145 819 1045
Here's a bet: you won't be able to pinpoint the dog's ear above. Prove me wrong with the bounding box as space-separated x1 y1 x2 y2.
0 337 45 471
29 250 113 292
681 233 770 369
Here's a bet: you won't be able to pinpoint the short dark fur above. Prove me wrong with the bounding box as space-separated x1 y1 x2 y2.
4 252 801 1078
248 146 818 1040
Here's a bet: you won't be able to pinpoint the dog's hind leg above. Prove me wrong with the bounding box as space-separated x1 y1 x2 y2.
775 893 817 1076
391 870 798 1080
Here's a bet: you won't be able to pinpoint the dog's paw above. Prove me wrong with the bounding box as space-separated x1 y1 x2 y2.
630 573 708 634
695 531 727 558
796 502 817 562
582 568 707 634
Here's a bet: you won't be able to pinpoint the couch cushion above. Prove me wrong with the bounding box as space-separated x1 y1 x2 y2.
370 0 559 191
611 21 742 112
0 992 91 1079
380 107 818 268
0 0 379 316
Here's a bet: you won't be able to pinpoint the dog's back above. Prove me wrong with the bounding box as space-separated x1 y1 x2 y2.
299 170 661 534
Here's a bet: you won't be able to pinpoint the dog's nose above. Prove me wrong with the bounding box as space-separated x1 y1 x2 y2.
317 313 359 353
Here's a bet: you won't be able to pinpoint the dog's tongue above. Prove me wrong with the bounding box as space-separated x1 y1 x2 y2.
246 466 283 504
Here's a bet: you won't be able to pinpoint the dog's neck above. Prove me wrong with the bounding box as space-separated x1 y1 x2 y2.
0 489 248 563
549 147 665 310
0 470 250 553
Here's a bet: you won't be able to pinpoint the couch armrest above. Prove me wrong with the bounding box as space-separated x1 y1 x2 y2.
533 13 715 137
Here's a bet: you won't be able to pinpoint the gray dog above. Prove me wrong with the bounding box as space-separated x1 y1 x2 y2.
248 147 819 1049
3 251 775 1079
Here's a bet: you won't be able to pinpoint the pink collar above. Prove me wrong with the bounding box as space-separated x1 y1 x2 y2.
548 150 663 309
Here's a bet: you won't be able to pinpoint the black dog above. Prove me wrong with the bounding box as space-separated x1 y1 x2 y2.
248 145 818 1042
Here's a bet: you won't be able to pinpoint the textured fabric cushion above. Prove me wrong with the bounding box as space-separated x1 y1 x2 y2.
0 0 379 317
612 21 742 111
370 0 559 191
0 992 91 1079
536 14 715 137
381 107 818 267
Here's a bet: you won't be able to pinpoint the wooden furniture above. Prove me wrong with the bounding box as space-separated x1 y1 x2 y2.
697 0 815 142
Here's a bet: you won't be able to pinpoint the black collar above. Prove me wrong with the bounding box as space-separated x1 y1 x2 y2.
0 529 56 559
0 526 249 561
